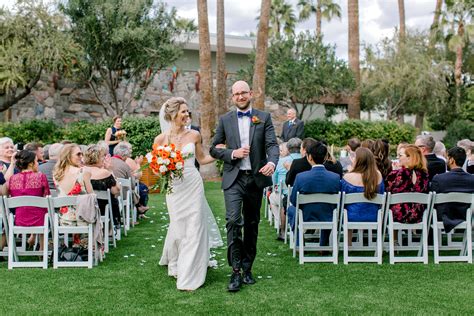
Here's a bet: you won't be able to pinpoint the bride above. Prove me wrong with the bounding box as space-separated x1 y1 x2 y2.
154 97 223 291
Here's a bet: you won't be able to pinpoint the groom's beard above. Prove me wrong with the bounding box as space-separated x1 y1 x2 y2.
234 100 251 111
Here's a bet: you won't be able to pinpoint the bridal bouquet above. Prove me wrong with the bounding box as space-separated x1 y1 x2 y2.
146 143 187 194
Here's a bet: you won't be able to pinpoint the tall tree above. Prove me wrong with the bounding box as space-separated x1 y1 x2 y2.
197 0 215 145
429 0 444 47
347 0 360 119
61 0 195 116
216 0 227 117
0 0 83 112
267 0 297 38
252 0 271 110
398 0 406 41
297 0 342 38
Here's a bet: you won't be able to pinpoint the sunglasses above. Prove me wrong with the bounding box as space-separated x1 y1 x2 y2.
76 152 83 157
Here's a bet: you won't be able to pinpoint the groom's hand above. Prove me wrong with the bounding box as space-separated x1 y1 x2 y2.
232 146 250 159
259 163 275 177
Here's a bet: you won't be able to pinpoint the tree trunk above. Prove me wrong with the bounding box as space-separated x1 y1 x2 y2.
454 21 464 113
415 112 424 130
252 0 271 110
316 1 322 37
197 0 215 146
429 0 443 50
398 0 406 41
216 0 227 117
347 0 360 119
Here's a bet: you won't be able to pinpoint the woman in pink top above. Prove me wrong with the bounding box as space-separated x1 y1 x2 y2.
8 150 50 249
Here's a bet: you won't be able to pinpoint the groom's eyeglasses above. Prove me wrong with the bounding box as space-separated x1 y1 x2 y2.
232 91 249 97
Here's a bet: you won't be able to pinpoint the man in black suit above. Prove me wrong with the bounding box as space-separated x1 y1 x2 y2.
415 135 446 182
281 108 304 142
210 80 279 292
431 146 474 233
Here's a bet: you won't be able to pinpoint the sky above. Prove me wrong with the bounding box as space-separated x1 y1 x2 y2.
170 0 437 60
1 0 438 60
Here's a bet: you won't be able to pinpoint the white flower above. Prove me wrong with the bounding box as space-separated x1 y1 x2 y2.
176 162 183 170
157 146 164 151
157 157 163 164
159 165 167 173
164 146 171 152
170 152 176 158
163 158 170 165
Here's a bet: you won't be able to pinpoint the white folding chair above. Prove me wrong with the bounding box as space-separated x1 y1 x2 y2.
50 196 94 268
385 192 432 264
341 192 386 265
431 192 473 264
285 186 293 246
0 196 9 258
294 192 341 264
117 178 133 232
95 189 116 253
264 186 273 225
3 196 51 269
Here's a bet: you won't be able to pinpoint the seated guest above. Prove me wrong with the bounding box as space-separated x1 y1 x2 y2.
24 142 45 164
287 142 340 246
110 142 139 207
285 138 317 187
341 147 384 222
84 145 121 226
323 148 343 179
270 138 302 240
7 150 50 250
386 145 429 223
457 139 474 174
0 137 17 181
431 146 474 233
42 144 50 161
339 137 360 172
370 139 392 187
54 144 94 230
415 135 446 182
433 141 447 163
125 153 150 215
38 143 63 190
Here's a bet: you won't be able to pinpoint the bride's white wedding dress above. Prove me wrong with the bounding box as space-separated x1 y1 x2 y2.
159 142 223 290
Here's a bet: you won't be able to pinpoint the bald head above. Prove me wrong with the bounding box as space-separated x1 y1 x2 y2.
232 80 250 94
231 80 252 110
48 143 64 160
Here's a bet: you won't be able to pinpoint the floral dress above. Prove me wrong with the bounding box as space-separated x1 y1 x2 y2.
386 167 429 223
58 169 87 227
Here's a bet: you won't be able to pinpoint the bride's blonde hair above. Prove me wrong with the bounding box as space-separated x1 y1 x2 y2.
163 97 187 122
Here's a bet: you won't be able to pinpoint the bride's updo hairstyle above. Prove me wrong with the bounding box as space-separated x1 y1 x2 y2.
163 97 187 122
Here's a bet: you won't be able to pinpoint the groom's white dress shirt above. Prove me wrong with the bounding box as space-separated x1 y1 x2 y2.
236 109 252 171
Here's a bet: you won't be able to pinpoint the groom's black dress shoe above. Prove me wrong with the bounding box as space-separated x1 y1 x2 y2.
242 271 256 285
228 272 242 292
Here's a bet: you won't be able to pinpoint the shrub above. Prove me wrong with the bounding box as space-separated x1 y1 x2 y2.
443 119 474 149
304 119 416 147
0 120 63 144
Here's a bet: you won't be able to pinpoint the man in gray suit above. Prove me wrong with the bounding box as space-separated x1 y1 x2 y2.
211 80 279 292
281 108 304 142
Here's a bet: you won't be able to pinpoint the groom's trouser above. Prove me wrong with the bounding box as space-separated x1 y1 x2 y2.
224 172 262 272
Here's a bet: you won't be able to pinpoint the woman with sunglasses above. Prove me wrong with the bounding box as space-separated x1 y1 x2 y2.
53 144 94 232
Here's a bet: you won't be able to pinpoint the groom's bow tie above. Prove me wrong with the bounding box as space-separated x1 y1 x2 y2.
237 111 252 118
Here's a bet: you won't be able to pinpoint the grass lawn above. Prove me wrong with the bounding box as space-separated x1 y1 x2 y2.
1 181 473 314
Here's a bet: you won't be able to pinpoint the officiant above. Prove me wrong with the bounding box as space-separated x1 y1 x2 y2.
280 108 304 142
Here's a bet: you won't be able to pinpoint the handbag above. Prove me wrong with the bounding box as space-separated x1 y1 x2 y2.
58 245 88 262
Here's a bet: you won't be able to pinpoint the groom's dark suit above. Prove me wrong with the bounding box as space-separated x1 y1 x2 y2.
210 108 279 272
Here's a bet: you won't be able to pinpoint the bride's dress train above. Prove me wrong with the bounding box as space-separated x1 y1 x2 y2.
159 143 223 290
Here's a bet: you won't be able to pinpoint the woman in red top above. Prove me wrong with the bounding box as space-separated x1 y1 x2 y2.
8 150 50 249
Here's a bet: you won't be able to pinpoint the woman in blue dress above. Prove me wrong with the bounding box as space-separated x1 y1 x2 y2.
341 147 384 222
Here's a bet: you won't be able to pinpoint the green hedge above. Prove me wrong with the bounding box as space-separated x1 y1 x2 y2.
443 119 474 149
304 119 416 147
0 117 161 156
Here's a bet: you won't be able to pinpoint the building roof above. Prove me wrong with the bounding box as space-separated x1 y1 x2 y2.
183 33 255 55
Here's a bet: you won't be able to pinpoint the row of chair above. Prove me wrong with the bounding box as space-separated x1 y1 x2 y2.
265 187 474 265
0 177 139 269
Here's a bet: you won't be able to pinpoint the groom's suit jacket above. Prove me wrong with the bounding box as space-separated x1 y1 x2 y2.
210 109 279 190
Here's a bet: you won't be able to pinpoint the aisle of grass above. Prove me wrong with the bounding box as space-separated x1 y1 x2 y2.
1 181 473 314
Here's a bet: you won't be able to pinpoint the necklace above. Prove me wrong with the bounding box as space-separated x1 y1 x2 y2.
169 129 187 146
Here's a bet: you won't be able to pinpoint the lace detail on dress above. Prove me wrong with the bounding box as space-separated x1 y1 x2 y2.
9 171 48 190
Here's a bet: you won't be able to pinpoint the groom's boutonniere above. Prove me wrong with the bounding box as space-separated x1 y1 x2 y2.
251 115 261 125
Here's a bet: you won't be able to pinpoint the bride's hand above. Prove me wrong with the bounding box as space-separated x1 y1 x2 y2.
215 144 226 149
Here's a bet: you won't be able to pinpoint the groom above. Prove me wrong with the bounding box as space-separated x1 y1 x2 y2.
210 80 279 292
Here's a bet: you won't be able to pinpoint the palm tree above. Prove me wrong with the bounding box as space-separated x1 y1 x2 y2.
197 0 215 145
429 0 443 48
398 0 406 41
216 0 227 117
253 0 271 110
267 0 297 38
297 0 342 38
347 0 360 119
